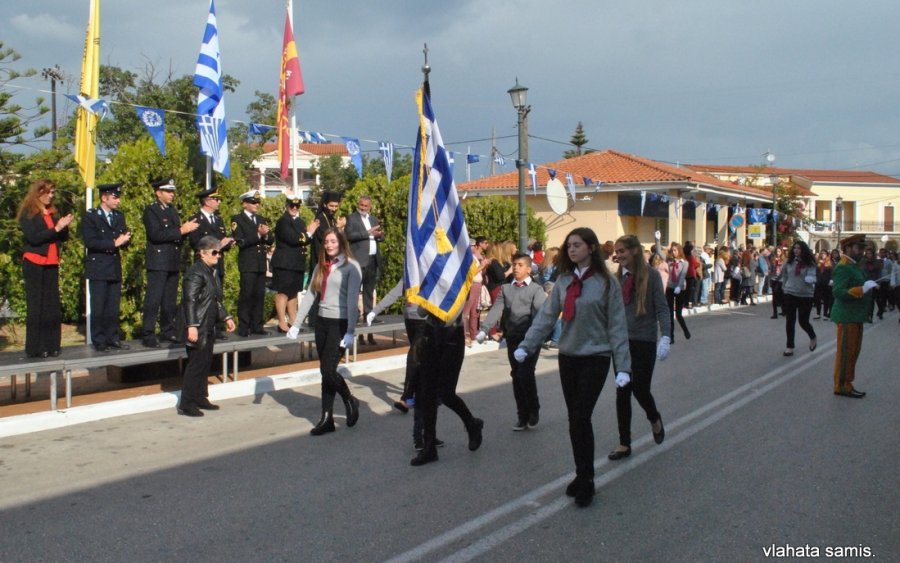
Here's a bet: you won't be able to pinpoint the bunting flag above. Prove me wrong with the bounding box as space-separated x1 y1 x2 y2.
640 190 647 216
748 208 771 224
582 176 593 187
548 168 557 180
298 130 326 143
493 150 505 166
277 10 304 179
528 162 537 195
674 197 681 218
405 87 477 323
73 0 100 190
466 154 480 164
193 0 230 177
379 141 394 181
248 123 274 136
135 106 165 155
342 137 363 176
565 172 575 201
66 94 109 120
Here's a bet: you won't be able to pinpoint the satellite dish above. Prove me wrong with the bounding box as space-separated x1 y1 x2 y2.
546 178 568 215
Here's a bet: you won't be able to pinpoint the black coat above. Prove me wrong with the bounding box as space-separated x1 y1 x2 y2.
231 212 274 273
143 202 183 272
270 211 312 272
187 210 231 279
82 207 128 281
344 211 383 269
182 260 229 349
20 211 69 256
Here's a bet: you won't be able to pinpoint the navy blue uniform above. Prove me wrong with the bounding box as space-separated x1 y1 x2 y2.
83 207 128 347
232 212 274 333
142 201 184 341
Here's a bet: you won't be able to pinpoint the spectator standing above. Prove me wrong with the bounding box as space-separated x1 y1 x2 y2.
344 195 384 344
813 250 834 319
769 246 785 318
271 196 317 333
666 242 690 341
713 248 729 305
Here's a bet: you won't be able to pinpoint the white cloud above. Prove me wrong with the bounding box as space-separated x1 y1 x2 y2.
11 13 81 41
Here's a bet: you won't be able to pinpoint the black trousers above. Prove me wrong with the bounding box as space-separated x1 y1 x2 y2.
416 322 476 447
143 270 178 339
22 260 61 357
782 293 816 348
615 340 659 447
558 354 610 480
180 330 215 408
314 317 351 411
505 334 540 421
771 281 783 316
402 318 426 402
238 271 267 332
89 279 122 347
665 287 690 341
360 259 378 315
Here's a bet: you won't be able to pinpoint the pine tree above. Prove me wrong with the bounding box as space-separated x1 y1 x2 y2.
563 121 592 159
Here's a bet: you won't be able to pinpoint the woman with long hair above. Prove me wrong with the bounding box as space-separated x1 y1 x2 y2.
287 228 363 435
739 250 757 305
607 235 671 461
514 227 632 508
778 240 817 356
665 242 690 341
813 250 834 319
18 179 74 358
770 246 786 319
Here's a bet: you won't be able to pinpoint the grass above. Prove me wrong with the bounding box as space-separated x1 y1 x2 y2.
0 322 85 352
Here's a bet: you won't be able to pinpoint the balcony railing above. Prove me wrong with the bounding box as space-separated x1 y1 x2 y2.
808 220 894 233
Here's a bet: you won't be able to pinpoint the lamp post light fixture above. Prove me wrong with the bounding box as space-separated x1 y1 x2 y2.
835 195 843 249
508 78 530 253
763 150 776 246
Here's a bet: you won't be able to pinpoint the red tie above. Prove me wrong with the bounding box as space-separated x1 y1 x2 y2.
320 258 338 296
514 281 525 287
563 268 593 321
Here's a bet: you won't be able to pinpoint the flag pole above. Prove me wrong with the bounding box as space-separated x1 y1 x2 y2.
287 0 298 197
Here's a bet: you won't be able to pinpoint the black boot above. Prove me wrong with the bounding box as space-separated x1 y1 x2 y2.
310 409 335 436
344 395 360 427
411 438 438 466
466 418 484 451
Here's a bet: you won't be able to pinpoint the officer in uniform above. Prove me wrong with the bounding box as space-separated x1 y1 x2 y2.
271 196 318 332
232 190 274 336
141 179 198 348
188 185 234 340
82 183 132 352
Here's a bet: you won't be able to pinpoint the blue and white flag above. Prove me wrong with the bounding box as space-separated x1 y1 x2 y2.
135 106 166 156
565 172 575 201
583 176 593 187
405 88 477 324
548 168 557 180
466 154 480 164
748 208 771 224
299 130 327 143
528 162 537 195
379 141 394 181
193 0 230 177
249 122 274 136
493 150 505 167
448 151 455 175
65 94 110 121
640 190 647 216
342 137 363 176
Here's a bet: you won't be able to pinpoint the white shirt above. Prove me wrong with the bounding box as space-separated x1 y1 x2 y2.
360 213 376 255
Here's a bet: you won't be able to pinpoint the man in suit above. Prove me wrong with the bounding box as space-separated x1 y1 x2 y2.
344 195 384 344
142 179 198 348
188 186 234 340
271 196 318 332
83 183 132 352
831 234 878 398
178 235 235 417
232 190 274 336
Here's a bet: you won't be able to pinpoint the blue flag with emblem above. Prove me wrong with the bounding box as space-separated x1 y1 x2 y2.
405 88 477 323
466 154 480 164
342 136 363 176
193 0 230 177
135 106 166 156
249 123 274 136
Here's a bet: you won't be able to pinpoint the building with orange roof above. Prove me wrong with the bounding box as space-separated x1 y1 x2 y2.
249 142 350 200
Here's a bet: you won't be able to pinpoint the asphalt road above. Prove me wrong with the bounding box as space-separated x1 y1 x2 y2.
1 306 897 562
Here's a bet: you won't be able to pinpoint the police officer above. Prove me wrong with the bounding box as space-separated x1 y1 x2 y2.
188 186 234 339
232 190 274 336
141 179 198 348
271 196 318 332
83 183 132 352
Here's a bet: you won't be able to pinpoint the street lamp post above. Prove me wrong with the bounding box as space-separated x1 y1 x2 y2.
508 78 530 253
763 151 776 246
836 195 843 250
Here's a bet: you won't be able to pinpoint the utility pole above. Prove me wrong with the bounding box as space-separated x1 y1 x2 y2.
41 65 64 147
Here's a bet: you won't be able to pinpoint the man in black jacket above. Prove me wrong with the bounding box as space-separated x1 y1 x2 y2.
232 190 274 336
82 183 132 352
141 179 198 348
344 195 384 344
178 236 235 417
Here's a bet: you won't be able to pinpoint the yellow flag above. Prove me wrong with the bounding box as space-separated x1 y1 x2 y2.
75 0 100 189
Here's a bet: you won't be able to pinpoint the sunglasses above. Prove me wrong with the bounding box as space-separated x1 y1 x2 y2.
203 249 221 256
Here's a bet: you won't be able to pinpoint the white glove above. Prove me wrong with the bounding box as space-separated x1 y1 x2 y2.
339 333 354 348
828 280 834 286
804 275 817 284
286 326 300 340
656 336 670 361
615 372 631 387
513 348 528 363
366 311 376 326
862 280 878 293
475 330 487 344
674 286 682 295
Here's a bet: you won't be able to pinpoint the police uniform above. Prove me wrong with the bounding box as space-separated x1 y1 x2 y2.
188 186 230 286
141 179 185 347
232 190 274 335
83 183 130 351
271 197 313 297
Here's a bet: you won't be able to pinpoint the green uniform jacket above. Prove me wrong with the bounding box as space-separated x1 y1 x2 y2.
830 256 871 324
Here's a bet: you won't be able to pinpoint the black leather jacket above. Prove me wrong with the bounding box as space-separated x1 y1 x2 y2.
182 261 230 348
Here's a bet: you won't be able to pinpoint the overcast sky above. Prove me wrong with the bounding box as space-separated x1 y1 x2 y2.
7 0 900 178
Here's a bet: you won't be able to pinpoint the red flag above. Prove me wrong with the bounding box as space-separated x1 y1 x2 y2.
277 12 305 179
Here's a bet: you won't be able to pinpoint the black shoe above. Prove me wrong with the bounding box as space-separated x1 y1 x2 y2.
574 479 595 507
310 411 335 435
652 416 665 444
177 405 204 417
393 400 409 414
345 396 360 427
276 326 288 334
414 438 424 451
565 477 580 497
527 411 540 429
771 314 778 319
834 389 866 398
196 399 220 411
608 447 632 460
367 334 376 346
512 419 527 432
237 329 249 337
164 335 179 343
358 334 366 346
93 344 109 353
142 336 160 348
467 418 484 451
251 328 269 336
410 447 438 466
108 341 130 350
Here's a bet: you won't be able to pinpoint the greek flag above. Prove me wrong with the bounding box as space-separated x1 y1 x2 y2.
379 141 394 181
405 88 477 323
65 94 110 120
528 162 537 194
193 0 230 177
493 150 505 167
565 172 575 201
